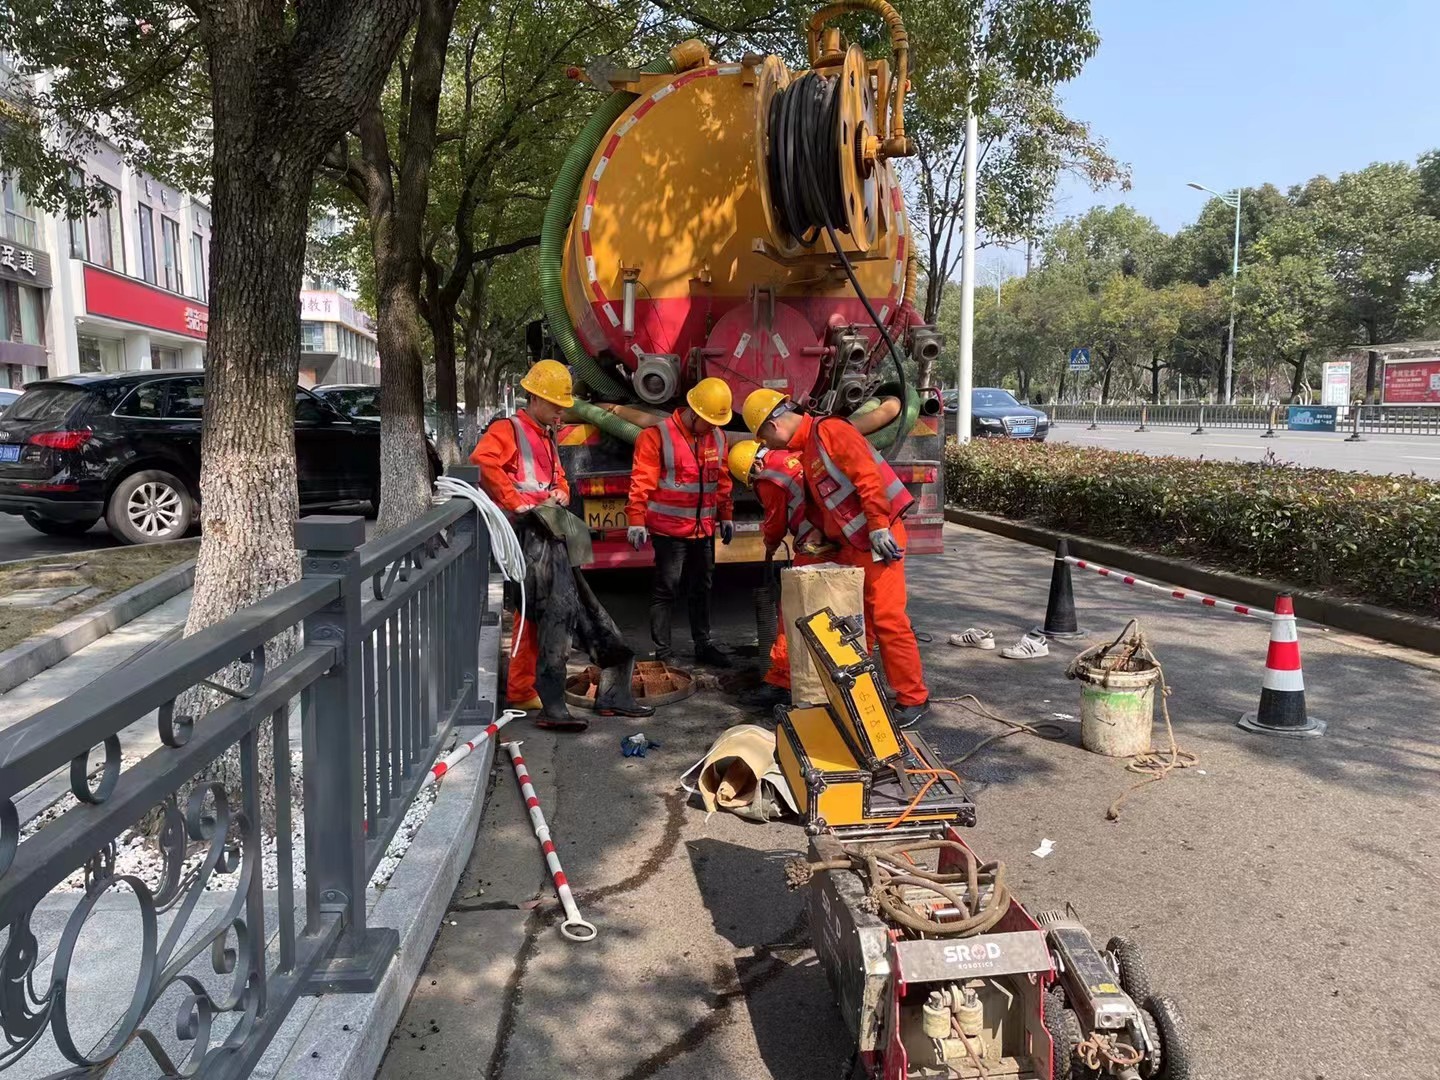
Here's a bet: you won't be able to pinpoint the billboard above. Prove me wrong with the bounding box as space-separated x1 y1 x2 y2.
1321 361 1350 406
1382 358 1440 405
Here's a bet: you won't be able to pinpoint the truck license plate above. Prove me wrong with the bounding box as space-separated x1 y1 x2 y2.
584 496 628 530
0 444 20 463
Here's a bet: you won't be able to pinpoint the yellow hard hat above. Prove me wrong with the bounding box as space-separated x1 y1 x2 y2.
686 376 733 426
742 388 789 434
727 439 763 487
520 359 575 408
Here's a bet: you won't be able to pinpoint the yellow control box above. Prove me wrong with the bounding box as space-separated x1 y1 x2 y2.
794 608 903 770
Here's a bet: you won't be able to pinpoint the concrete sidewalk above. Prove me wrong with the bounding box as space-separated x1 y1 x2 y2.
378 523 1440 1080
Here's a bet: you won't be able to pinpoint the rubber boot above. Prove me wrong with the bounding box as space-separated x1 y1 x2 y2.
533 669 587 732
596 655 655 718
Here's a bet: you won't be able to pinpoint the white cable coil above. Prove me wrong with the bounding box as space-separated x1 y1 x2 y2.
435 475 527 656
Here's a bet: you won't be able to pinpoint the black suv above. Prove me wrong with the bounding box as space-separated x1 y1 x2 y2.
0 372 438 544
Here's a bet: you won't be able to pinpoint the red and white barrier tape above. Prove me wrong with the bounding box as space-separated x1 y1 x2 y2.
503 741 597 943
1065 557 1275 623
421 708 527 789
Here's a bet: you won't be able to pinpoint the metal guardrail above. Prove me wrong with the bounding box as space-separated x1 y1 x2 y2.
0 468 495 1078
1047 403 1440 436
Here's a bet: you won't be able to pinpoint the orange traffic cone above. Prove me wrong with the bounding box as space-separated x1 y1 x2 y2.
1238 593 1325 738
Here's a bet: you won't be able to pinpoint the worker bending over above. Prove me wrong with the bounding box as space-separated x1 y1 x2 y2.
727 438 836 710
742 389 929 727
626 377 735 667
471 359 652 731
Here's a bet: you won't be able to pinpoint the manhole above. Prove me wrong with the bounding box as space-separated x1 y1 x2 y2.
565 660 696 710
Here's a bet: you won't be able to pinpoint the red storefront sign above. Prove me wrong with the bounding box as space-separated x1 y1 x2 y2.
1382 359 1440 405
82 264 208 339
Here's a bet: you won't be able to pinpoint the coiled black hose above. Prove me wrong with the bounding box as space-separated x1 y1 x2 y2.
766 71 910 459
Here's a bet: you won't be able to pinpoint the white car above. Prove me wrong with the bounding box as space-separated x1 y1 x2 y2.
0 389 20 417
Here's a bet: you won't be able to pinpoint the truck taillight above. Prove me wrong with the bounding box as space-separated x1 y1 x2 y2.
579 475 632 496
895 465 937 484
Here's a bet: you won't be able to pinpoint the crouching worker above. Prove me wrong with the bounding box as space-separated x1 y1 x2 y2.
727 438 836 711
742 389 930 728
471 359 653 731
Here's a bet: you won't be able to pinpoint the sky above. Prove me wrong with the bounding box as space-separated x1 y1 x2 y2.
984 0 1440 275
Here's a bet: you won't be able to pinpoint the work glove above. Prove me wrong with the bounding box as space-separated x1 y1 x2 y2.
720 520 734 545
627 525 649 550
869 527 903 564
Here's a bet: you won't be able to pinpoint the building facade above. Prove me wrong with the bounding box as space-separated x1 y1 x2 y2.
299 289 380 386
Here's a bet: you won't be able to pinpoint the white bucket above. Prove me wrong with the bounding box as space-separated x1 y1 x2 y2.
1075 663 1160 757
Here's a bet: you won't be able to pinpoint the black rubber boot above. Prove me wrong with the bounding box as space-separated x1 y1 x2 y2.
738 683 790 710
695 641 733 668
533 670 587 732
596 656 655 718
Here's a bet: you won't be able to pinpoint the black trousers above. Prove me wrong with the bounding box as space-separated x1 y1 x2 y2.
515 522 631 704
650 533 714 656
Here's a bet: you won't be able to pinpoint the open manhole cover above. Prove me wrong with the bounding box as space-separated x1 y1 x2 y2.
566 660 696 710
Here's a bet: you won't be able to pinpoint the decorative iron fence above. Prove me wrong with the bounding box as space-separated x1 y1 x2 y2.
1046 403 1440 436
0 467 494 1078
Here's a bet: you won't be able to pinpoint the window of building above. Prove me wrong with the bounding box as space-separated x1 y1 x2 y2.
162 217 183 294
1 174 37 248
190 232 206 301
301 321 325 352
137 203 157 283
90 183 124 272
78 335 125 373
0 282 43 346
116 382 167 417
67 170 88 259
165 376 205 418
151 345 183 370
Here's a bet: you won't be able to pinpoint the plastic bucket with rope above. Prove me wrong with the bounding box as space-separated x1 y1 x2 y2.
1066 621 1160 758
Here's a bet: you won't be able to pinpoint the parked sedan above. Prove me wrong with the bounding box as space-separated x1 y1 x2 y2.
0 373 439 544
963 387 1050 439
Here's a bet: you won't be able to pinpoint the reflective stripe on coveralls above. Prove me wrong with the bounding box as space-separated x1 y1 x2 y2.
645 413 724 535
509 415 562 504
808 420 913 548
755 461 818 549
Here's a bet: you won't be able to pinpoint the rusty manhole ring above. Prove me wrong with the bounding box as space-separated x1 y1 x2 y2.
565 660 696 710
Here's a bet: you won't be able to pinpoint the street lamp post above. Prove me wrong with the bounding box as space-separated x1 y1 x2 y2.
1187 181 1242 405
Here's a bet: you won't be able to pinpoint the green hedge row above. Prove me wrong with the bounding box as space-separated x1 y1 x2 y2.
943 439 1440 616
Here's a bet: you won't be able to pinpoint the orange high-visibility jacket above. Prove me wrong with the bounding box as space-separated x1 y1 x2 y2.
626 409 733 538
754 450 819 551
789 415 912 550
470 410 569 514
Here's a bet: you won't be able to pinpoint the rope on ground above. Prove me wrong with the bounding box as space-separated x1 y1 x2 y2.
928 694 1068 769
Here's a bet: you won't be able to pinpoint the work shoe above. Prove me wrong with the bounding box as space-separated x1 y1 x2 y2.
694 642 733 668
894 700 929 730
508 695 542 711
738 682 790 710
1000 630 1050 660
534 674 588 732
948 628 996 650
596 657 655 718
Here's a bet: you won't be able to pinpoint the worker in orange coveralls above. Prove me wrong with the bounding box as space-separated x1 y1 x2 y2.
625 377 735 667
726 438 837 711
742 389 929 728
471 359 652 731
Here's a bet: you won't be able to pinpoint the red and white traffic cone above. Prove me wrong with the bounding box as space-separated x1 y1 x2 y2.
1238 593 1325 738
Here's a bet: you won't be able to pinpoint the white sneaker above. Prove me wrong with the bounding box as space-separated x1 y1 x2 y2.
1000 630 1050 660
948 628 996 650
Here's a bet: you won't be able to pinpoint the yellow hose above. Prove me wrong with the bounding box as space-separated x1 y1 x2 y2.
903 247 919 311
806 0 911 156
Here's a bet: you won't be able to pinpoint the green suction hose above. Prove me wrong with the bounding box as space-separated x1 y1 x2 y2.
567 399 643 445
540 58 676 401
866 383 923 451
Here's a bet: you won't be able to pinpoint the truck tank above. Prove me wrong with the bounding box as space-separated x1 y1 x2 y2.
539 0 947 568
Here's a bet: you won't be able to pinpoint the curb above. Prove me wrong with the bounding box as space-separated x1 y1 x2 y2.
0 559 196 694
945 507 1440 657
261 583 504 1080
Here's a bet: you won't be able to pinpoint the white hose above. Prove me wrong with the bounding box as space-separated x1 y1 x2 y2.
435 475 527 657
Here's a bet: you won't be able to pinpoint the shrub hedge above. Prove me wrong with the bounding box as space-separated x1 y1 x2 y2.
944 439 1440 616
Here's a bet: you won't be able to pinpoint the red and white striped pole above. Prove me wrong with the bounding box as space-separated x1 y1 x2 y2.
1238 593 1325 738
1067 556 1275 624
422 708 527 789
503 741 598 942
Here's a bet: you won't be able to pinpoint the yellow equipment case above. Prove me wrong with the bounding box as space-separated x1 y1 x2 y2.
775 706 975 833
793 608 904 770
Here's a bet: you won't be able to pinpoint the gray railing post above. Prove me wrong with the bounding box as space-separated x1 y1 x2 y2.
1346 402 1364 442
1262 403 1278 438
1191 404 1206 435
298 514 398 992
1136 404 1148 432
445 465 495 723
1088 405 1099 430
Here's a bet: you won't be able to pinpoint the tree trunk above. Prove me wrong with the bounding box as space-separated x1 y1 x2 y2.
1100 348 1115 404
1363 320 1380 403
1289 349 1308 402
432 306 462 465
1150 357 1161 404
376 273 433 532
1056 364 1067 404
461 337 481 450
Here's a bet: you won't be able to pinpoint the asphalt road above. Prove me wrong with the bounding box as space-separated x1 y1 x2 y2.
384 524 1440 1080
0 514 121 562
1048 421 1440 477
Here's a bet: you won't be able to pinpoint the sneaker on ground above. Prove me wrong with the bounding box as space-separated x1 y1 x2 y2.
1000 630 1050 660
894 700 929 729
948 628 996 650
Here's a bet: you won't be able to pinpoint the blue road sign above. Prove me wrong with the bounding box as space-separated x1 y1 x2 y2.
1068 347 1091 372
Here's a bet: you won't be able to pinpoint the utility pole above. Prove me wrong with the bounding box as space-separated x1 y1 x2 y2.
957 101 977 445
1187 181 1243 405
